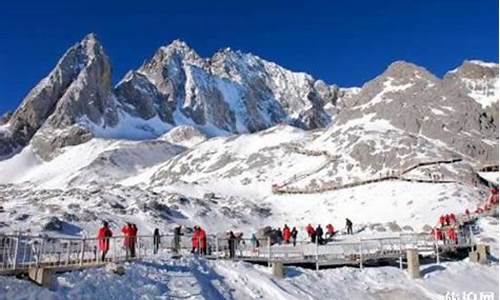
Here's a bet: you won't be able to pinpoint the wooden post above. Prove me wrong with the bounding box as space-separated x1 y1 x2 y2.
406 248 420 279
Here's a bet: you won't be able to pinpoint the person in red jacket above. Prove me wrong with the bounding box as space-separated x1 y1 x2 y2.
282 225 291 244
191 226 199 254
98 221 113 261
306 224 316 243
489 188 499 205
449 213 456 224
326 224 335 239
306 224 314 236
439 215 445 227
198 227 207 255
122 223 132 258
444 214 451 226
431 228 443 241
447 227 457 244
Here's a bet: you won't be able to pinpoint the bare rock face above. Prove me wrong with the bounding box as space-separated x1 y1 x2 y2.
115 71 172 123
335 61 498 163
443 60 499 125
0 111 12 125
159 125 208 147
134 42 334 133
0 34 115 160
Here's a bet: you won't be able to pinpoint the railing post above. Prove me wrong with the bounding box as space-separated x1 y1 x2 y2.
267 236 271 267
215 237 219 260
38 238 45 268
315 237 319 271
469 226 474 250
399 235 403 270
80 239 85 266
66 242 71 265
12 235 20 270
359 240 363 270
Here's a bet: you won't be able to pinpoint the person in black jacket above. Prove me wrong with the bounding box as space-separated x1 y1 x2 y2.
153 228 161 254
173 225 183 253
291 227 298 247
228 231 236 259
346 218 353 235
315 225 324 245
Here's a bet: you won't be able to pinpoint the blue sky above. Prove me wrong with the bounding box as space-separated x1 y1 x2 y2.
0 0 498 114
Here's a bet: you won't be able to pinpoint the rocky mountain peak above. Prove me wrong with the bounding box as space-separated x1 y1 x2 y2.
380 60 438 84
145 39 205 70
445 60 499 80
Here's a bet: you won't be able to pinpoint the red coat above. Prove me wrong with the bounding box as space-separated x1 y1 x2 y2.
449 214 456 224
306 225 314 236
192 230 199 248
98 227 112 251
447 228 457 242
122 225 132 247
327 224 335 234
444 215 450 224
431 228 442 240
282 227 291 241
198 229 207 249
439 215 445 226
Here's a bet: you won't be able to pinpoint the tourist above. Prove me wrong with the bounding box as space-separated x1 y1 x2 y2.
282 225 291 244
326 224 335 239
97 221 113 261
153 228 160 254
291 227 298 247
315 224 324 245
130 224 138 257
346 218 353 235
191 226 200 254
198 226 207 255
228 231 236 259
173 225 183 254
251 233 259 251
122 223 132 259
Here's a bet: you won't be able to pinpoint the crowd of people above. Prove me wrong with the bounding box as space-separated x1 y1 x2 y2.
431 187 499 245
95 217 358 261
95 187 499 261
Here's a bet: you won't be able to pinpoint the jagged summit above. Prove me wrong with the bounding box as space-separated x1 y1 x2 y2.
0 34 497 164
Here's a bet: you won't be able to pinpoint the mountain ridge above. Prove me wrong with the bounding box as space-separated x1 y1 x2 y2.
0 33 498 163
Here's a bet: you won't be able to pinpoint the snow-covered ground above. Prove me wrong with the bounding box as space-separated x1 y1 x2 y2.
0 248 498 300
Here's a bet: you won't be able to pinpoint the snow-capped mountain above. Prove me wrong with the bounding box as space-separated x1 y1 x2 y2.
335 61 498 162
0 34 338 161
0 33 497 238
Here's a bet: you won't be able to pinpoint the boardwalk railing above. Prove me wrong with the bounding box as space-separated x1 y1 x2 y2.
272 147 465 195
0 227 476 275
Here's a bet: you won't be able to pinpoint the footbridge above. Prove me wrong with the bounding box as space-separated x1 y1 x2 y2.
0 226 477 277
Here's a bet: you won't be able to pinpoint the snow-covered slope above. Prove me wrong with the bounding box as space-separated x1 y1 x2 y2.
335 61 498 162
